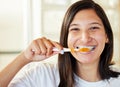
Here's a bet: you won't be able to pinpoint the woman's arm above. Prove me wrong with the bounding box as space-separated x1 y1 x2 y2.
0 52 31 87
0 37 62 87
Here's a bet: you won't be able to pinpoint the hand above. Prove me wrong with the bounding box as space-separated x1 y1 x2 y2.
23 37 63 61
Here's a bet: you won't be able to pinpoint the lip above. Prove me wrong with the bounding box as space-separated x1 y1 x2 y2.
74 45 96 53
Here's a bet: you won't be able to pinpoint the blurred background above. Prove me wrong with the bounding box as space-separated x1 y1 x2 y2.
0 0 120 70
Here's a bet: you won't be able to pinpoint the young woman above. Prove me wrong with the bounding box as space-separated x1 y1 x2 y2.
1 0 120 87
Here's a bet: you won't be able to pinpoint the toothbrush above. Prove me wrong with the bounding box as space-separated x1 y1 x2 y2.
32 47 92 54
52 47 91 54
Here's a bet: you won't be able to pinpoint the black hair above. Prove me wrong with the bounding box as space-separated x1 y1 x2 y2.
58 0 120 87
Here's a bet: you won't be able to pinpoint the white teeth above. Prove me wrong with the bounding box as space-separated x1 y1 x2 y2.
75 46 95 51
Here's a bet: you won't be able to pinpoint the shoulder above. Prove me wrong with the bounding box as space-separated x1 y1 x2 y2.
107 75 120 87
9 62 59 87
107 66 120 87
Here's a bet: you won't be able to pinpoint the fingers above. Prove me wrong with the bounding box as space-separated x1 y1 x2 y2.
31 39 41 54
42 38 54 56
25 37 63 61
37 37 54 56
50 41 63 51
36 38 47 55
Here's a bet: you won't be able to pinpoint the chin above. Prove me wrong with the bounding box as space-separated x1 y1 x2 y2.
77 58 95 64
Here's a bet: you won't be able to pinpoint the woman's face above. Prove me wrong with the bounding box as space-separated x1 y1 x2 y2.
67 9 108 64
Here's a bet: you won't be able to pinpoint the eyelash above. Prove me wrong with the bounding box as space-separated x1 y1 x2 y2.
90 26 100 30
70 28 80 31
69 26 100 32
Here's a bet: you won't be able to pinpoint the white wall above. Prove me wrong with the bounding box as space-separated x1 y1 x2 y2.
0 0 24 51
0 0 24 70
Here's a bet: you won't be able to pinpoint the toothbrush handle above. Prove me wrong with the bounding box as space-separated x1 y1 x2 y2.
52 48 60 51
52 48 71 54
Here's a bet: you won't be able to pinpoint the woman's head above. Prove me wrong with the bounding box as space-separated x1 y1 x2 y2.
58 0 114 86
60 0 113 64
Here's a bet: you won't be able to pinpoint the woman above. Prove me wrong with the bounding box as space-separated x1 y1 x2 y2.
58 0 120 86
1 0 120 87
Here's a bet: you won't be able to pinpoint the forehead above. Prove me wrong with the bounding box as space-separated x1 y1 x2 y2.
71 9 102 24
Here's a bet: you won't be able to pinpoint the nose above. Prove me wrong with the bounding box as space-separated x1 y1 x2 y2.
80 31 92 43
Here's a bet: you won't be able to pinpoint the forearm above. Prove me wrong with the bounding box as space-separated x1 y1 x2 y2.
0 37 61 87
0 52 31 87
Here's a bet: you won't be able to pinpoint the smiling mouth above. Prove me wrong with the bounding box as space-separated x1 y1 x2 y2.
74 46 96 53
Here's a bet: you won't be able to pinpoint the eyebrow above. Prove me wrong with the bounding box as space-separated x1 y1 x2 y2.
70 22 103 27
70 24 78 27
90 22 102 26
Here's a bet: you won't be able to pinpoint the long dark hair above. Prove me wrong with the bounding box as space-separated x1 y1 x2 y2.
58 0 120 87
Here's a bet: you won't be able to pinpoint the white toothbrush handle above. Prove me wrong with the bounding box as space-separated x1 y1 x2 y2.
52 48 71 54
32 48 72 54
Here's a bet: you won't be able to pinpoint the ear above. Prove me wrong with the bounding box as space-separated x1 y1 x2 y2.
105 37 109 43
105 34 109 43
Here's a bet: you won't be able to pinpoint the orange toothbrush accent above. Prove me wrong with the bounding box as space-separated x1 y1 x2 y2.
79 48 90 52
70 48 75 53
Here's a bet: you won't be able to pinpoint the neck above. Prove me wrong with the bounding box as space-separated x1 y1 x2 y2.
76 62 101 82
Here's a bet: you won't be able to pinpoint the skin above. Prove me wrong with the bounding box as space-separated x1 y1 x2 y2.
67 9 108 82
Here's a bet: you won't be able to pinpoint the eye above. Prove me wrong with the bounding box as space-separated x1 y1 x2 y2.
69 28 80 31
89 26 100 30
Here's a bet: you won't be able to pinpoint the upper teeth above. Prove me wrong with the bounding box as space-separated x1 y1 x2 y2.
75 46 95 52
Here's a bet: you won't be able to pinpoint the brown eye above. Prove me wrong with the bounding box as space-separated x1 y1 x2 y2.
89 26 100 32
90 26 100 30
70 28 80 31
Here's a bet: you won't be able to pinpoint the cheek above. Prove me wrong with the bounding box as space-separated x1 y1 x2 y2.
95 33 107 53
95 33 107 43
